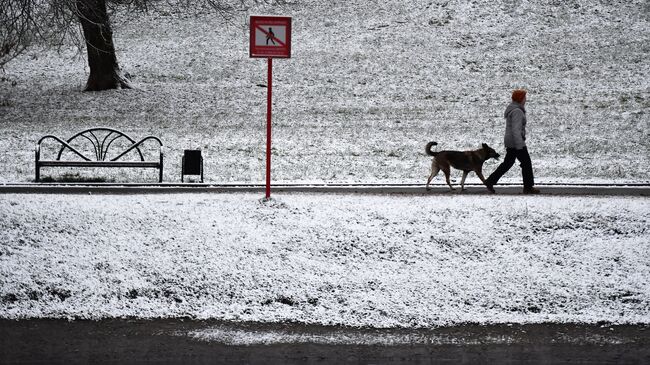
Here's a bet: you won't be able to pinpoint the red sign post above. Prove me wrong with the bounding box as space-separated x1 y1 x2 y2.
250 16 292 199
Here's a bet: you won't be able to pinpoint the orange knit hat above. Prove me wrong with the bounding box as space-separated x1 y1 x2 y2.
512 89 527 103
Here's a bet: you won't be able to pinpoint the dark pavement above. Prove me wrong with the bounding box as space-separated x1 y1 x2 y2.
1 319 649 364
0 183 648 196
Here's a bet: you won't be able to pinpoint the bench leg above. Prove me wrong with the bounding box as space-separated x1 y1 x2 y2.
35 149 40 182
159 153 164 183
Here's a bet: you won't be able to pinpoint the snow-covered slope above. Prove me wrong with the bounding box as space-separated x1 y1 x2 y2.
1 193 648 326
0 0 648 184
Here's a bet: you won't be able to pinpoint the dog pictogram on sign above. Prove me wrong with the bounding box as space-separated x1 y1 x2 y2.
250 16 292 58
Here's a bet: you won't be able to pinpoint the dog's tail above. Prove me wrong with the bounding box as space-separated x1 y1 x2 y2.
425 141 438 156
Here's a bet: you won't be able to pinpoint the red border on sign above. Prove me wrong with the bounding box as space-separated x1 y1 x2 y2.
250 16 292 58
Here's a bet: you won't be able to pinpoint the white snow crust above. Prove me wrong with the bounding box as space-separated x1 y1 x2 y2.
0 0 648 329
0 0 648 184
1 193 648 327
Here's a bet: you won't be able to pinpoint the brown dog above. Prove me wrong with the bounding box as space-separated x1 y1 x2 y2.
425 142 500 191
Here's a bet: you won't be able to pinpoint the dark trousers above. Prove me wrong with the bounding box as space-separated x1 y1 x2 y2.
486 147 534 188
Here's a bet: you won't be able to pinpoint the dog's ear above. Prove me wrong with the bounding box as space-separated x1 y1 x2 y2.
482 143 488 149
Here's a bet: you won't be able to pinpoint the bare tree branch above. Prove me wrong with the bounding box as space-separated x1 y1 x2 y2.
0 0 246 67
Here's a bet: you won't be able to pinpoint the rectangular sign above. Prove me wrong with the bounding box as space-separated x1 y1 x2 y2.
250 16 292 58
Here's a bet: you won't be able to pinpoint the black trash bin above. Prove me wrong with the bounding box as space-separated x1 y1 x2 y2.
182 149 203 182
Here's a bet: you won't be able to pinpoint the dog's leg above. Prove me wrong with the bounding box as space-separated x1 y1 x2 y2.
442 167 454 191
426 161 440 190
460 171 469 191
475 169 495 193
475 169 488 185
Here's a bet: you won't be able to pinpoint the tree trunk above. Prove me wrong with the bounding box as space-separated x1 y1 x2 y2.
77 0 131 91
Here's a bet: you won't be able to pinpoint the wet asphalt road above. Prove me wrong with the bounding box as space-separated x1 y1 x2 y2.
1 320 649 365
0 183 649 196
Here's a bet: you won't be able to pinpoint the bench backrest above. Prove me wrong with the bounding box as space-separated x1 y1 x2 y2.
37 128 163 162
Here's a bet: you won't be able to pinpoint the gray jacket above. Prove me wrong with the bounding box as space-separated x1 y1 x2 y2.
503 102 526 149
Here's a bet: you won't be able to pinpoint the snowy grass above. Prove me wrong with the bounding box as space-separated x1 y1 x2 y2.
1 193 648 327
0 0 648 184
0 0 648 330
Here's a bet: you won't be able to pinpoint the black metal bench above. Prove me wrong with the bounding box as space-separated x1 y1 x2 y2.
35 127 164 182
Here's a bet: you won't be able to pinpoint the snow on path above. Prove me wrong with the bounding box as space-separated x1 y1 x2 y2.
0 193 648 328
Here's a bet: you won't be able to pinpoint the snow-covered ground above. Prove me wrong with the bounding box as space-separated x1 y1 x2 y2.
1 193 648 327
0 0 648 330
0 0 648 184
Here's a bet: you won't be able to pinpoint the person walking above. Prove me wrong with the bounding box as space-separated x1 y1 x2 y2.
485 89 540 194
